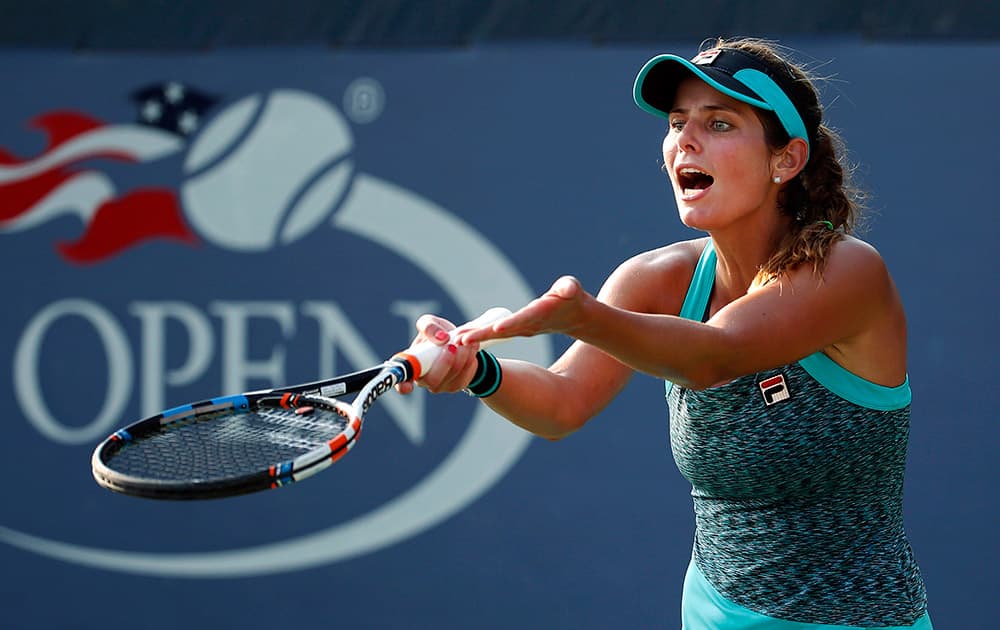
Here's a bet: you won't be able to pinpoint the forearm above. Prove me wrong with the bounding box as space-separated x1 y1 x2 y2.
478 359 589 440
572 297 730 390
462 271 737 392
478 344 641 441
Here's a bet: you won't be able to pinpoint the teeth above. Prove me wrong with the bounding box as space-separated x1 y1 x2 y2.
677 166 712 197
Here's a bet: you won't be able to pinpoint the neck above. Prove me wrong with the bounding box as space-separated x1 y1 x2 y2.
709 212 791 302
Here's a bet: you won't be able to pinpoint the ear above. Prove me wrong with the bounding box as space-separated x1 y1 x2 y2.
772 137 809 182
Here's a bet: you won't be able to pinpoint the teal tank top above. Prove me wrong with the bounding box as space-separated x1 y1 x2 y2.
667 242 930 628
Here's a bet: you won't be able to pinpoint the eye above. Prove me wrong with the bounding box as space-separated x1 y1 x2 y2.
710 119 733 131
668 118 686 132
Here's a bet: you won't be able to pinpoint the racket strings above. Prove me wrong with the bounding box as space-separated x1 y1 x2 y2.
106 405 349 482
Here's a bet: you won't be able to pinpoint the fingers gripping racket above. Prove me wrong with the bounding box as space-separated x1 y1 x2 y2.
91 307 510 500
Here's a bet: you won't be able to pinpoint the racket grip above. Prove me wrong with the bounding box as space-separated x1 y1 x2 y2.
396 307 511 380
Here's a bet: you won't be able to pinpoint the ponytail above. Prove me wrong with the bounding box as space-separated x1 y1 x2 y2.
756 123 864 286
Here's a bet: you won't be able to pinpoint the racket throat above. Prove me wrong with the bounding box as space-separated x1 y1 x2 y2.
388 355 419 382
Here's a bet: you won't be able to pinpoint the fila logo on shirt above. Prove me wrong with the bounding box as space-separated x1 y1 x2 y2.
759 374 791 406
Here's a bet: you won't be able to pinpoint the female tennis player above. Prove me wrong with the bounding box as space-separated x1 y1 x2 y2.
399 37 932 629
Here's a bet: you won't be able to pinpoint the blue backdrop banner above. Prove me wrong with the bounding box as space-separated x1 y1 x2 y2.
0 40 995 628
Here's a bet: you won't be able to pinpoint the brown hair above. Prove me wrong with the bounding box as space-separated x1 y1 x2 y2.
707 37 865 285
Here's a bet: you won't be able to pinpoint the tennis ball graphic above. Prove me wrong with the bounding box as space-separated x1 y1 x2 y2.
181 90 355 251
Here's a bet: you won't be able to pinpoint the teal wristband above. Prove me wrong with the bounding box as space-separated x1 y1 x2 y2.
465 350 502 398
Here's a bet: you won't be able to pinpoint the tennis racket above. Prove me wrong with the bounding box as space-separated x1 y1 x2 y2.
91 307 510 500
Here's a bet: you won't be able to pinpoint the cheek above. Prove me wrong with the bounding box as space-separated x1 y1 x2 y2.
661 136 679 180
661 134 676 160
716 144 770 186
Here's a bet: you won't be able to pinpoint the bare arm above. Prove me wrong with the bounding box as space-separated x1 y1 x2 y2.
402 241 701 439
408 236 903 439
462 237 905 390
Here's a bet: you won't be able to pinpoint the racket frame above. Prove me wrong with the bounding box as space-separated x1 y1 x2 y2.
91 306 510 499
91 361 413 499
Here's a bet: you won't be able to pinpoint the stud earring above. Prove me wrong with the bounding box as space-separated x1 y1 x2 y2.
773 176 782 184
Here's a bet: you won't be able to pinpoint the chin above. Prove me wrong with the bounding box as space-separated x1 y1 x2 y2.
677 206 718 231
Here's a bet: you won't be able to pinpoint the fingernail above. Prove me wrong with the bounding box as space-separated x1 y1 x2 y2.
435 331 450 341
447 344 457 354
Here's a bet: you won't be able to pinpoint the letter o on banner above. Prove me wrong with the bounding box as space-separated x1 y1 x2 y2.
14 299 134 445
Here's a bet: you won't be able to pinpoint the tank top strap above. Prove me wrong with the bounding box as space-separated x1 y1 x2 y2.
665 241 716 398
678 240 716 322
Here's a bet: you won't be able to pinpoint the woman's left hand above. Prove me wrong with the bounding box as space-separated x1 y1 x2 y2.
458 275 591 345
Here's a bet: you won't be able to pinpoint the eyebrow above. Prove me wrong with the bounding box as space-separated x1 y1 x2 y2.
669 103 741 116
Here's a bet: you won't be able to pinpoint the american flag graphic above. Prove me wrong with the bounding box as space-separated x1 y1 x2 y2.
0 82 216 264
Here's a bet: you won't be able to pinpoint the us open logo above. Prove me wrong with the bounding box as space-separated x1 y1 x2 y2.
0 80 551 577
759 374 791 406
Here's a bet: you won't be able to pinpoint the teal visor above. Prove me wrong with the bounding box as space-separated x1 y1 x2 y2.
634 48 810 156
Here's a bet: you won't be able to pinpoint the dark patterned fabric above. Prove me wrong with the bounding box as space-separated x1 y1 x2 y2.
668 363 928 626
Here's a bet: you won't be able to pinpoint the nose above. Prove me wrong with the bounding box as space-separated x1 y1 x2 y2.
672 123 701 154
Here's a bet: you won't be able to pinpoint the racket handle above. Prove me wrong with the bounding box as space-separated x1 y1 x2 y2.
395 307 511 380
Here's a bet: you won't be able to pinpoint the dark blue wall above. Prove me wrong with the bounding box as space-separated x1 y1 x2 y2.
2 0 998 46
0 39 995 628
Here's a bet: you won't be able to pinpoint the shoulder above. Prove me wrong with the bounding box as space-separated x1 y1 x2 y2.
618 237 707 275
829 234 887 266
813 235 895 294
781 234 905 347
598 237 709 315
771 235 898 315
806 236 908 385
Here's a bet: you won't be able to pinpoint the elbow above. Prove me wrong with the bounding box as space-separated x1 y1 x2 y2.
536 425 581 442
539 432 568 442
671 331 743 390
536 404 591 441
681 379 717 392
535 416 588 442
671 376 712 392
669 361 730 392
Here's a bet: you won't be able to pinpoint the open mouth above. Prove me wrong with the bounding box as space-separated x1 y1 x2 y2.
677 167 714 196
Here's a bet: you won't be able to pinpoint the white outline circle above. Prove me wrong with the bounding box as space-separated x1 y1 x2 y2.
0 173 548 577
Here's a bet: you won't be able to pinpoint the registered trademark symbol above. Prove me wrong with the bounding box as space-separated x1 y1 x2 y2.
343 77 385 124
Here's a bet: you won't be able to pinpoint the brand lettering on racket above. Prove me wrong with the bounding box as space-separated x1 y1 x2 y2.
759 374 791 406
321 383 348 397
362 374 396 414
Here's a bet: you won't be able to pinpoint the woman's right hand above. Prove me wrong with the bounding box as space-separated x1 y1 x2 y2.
395 313 482 396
